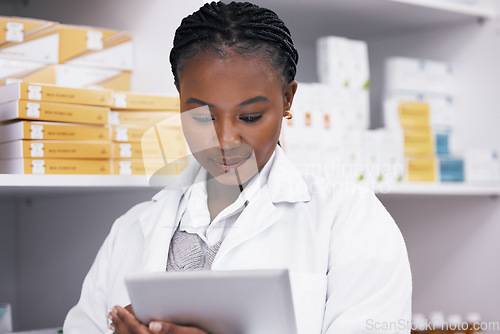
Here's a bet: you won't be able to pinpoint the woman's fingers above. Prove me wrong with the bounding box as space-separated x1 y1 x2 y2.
109 305 208 334
109 305 149 334
148 321 208 334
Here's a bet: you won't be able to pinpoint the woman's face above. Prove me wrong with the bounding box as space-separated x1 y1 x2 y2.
177 50 297 186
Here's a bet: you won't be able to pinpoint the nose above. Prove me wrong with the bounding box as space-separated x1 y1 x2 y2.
215 118 241 149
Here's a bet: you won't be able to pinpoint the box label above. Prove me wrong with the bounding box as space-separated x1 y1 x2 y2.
6 22 24 42
31 160 45 174
30 124 44 139
26 103 41 117
28 85 42 100
87 30 103 50
30 142 44 157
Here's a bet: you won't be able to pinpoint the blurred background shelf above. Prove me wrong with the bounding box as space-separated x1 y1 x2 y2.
0 174 151 197
374 182 500 196
258 0 498 41
1 174 499 197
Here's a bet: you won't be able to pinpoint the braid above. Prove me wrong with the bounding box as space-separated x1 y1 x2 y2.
170 1 298 85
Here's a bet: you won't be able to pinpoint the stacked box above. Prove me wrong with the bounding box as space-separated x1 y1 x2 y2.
109 91 187 176
383 57 466 183
0 83 113 174
316 36 370 130
0 16 132 89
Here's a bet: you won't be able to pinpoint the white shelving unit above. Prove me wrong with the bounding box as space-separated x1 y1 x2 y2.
2 174 500 197
258 0 497 41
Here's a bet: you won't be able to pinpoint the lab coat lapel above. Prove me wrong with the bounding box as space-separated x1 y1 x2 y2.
138 188 182 272
214 185 281 264
138 159 203 272
213 146 311 265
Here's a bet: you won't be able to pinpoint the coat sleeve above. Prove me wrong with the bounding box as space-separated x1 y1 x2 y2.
322 188 412 334
63 221 119 334
63 201 151 334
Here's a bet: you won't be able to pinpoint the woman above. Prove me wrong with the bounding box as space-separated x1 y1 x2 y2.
64 2 412 333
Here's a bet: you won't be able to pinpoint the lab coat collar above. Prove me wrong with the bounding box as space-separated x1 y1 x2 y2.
139 146 310 271
267 146 311 204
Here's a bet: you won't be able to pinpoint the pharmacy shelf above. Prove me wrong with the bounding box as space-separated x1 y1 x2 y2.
256 0 498 39
0 174 152 197
1 174 499 197
374 182 500 197
391 0 497 18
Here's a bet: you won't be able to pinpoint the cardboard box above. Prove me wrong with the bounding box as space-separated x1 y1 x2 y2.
406 155 437 182
0 16 59 63
112 138 187 160
0 82 113 106
1 63 131 90
108 111 178 126
0 158 110 174
111 125 152 143
0 17 133 69
0 140 112 159
0 58 48 83
58 24 133 70
112 91 179 110
0 100 109 125
112 159 188 176
0 121 110 142
317 36 349 88
403 128 435 156
439 156 464 182
399 101 430 129
464 149 500 182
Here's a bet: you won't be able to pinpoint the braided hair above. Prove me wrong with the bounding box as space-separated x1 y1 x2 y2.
170 1 299 86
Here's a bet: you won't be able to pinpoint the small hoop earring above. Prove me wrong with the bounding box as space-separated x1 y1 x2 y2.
284 111 293 120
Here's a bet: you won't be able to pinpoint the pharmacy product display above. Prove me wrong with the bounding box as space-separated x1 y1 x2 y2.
0 16 132 89
282 38 499 186
383 56 498 183
282 36 405 185
0 15 188 176
108 92 187 176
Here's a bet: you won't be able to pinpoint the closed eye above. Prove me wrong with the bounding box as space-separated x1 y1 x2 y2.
239 115 262 123
192 115 215 123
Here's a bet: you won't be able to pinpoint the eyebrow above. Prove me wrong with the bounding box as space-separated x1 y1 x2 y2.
186 98 214 108
185 96 270 108
239 96 270 106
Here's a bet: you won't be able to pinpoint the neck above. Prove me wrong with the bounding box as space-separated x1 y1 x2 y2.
206 176 244 222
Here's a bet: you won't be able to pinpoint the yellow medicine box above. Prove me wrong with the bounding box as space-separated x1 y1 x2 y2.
403 128 434 156
0 17 133 70
0 100 109 125
0 158 111 174
109 111 179 126
0 63 131 91
0 140 112 159
112 91 180 111
0 82 113 107
406 156 437 182
0 121 110 142
398 101 431 129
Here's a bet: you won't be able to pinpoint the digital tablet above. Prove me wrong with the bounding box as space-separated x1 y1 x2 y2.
125 269 297 334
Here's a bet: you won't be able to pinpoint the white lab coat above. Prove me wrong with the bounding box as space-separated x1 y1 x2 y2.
64 146 412 334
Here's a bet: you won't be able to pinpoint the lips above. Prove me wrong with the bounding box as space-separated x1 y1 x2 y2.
210 155 249 172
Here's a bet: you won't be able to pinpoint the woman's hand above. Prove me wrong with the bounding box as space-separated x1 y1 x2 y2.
108 305 208 334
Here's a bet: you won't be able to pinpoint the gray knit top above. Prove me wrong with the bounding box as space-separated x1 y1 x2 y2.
166 228 223 271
